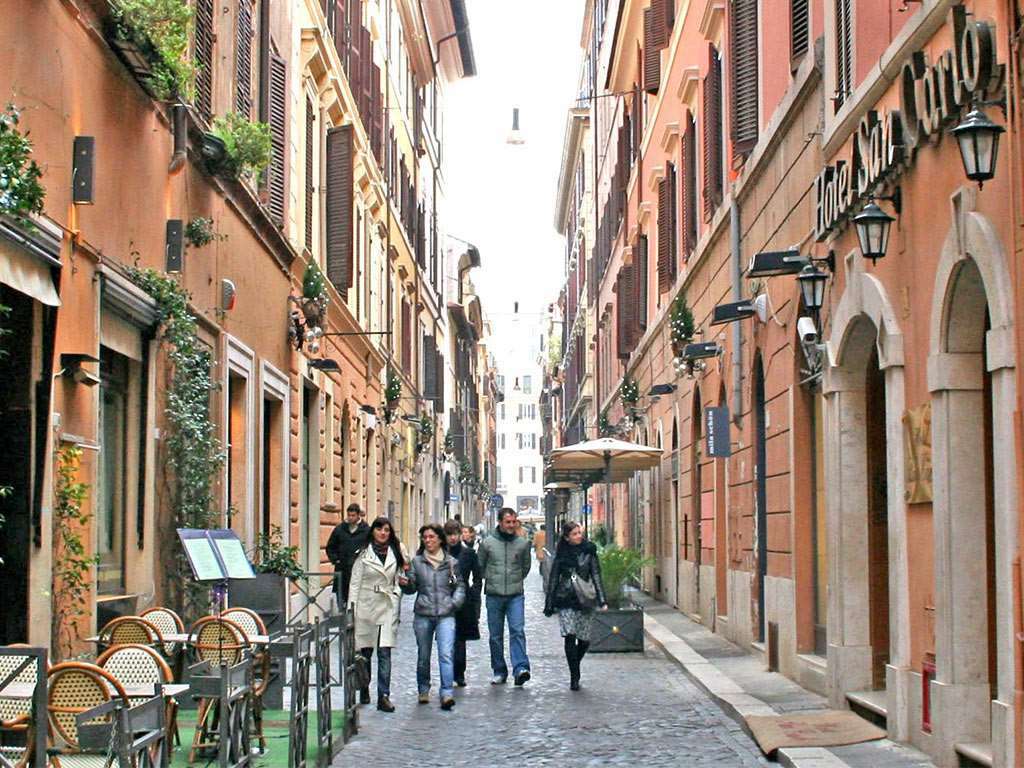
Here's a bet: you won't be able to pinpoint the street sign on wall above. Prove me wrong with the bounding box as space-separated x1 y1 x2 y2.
490 494 504 509
705 406 731 458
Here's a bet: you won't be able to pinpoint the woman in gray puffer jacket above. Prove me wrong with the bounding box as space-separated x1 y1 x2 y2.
400 523 466 710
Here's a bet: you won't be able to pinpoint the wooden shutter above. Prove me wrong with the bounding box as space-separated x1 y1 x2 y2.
401 299 411 374
423 334 437 399
657 177 671 293
371 63 383 164
643 6 664 94
267 50 287 226
834 0 853 110
682 114 698 256
703 45 724 218
236 0 255 116
668 162 678 277
194 0 215 118
305 97 315 251
632 83 643 160
347 5 361 102
730 0 759 156
635 235 648 333
617 264 635 359
361 27 373 125
325 125 354 292
434 348 444 413
791 0 809 64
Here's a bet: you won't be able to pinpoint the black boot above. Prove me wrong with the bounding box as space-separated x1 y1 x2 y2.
574 640 589 688
564 635 580 690
359 687 371 705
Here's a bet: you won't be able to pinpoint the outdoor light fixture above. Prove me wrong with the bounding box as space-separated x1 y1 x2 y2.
711 299 757 326
796 263 827 312
952 107 1005 188
506 107 525 145
746 248 806 278
853 201 895 264
672 341 722 379
648 383 677 396
308 358 341 374
59 353 101 387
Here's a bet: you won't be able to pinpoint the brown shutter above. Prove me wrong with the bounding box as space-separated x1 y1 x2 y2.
635 235 648 333
235 0 255 117
790 0 809 64
617 264 635 359
435 348 444 413
668 162 678 279
305 97 315 251
401 299 411 374
424 335 438 400
632 83 643 160
682 113 698 256
347 4 361 100
642 7 662 94
657 177 671 293
703 45 724 219
325 125 354 292
371 63 383 164
834 0 853 111
361 27 373 125
194 0 215 119
729 0 759 156
267 50 287 226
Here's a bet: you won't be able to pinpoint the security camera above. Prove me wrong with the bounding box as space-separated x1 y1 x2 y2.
798 316 819 346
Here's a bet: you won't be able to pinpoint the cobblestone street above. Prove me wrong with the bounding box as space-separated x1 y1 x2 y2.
337 562 770 767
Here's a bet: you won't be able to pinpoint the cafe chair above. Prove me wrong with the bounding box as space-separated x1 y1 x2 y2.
0 646 38 736
97 616 164 653
139 607 185 659
97 644 179 755
220 608 269 751
187 617 249 763
47 662 129 768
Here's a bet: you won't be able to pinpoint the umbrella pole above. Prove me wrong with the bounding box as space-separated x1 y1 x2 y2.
604 451 612 545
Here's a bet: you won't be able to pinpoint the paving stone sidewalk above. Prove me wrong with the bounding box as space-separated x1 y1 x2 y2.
336 562 772 767
634 592 936 768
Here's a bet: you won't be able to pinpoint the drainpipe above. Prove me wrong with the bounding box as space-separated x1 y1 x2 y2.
168 103 187 173
730 196 742 425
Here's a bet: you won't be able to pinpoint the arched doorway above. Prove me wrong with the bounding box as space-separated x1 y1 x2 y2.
752 355 768 644
864 343 890 690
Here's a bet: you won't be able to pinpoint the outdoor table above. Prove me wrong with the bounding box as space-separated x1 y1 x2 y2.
88 631 274 645
0 680 189 699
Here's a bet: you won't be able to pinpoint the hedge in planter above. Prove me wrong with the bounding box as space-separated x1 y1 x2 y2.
589 545 655 653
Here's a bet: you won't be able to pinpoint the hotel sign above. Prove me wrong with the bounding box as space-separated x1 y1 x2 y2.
814 7 1001 240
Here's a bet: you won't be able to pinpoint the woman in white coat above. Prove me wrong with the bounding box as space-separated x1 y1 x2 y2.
347 516 407 712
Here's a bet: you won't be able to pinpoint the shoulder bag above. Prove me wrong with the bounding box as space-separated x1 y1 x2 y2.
570 570 598 608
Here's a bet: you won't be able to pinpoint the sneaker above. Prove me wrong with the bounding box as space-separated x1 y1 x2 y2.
376 696 395 712
417 692 430 704
489 675 507 685
440 697 456 711
514 670 531 686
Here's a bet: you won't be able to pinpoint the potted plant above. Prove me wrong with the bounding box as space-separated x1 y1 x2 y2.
205 112 272 180
669 293 695 357
590 545 655 653
0 104 45 225
105 0 195 102
230 526 302 638
416 413 434 454
184 217 225 248
383 368 402 414
298 261 329 324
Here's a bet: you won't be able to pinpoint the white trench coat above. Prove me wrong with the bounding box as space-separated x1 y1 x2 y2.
347 545 402 649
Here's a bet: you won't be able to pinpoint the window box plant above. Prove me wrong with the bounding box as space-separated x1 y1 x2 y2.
0 104 45 225
104 0 195 102
669 294 695 357
383 369 402 413
590 545 655 653
205 112 272 181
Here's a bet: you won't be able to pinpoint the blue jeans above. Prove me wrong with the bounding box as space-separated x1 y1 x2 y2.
413 615 455 699
486 593 529 677
359 646 391 698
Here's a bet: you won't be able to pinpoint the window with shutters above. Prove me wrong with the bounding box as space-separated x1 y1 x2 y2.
702 46 724 219
304 97 315 252
681 113 698 257
400 299 411 374
729 0 758 157
423 334 438 400
617 262 635 359
236 0 256 117
267 49 287 226
194 0 215 119
790 0 810 68
325 125 354 293
643 0 672 94
834 0 853 111
635 235 648 334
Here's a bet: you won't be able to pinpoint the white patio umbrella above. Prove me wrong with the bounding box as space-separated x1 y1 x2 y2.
549 437 663 540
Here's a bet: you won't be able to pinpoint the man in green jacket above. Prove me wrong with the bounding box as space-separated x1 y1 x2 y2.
477 508 532 686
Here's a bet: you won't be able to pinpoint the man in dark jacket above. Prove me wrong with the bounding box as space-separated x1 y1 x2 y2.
444 520 481 687
326 503 370 604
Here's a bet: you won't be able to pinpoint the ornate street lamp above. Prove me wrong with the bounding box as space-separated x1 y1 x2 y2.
796 263 827 312
853 201 894 265
952 107 1005 188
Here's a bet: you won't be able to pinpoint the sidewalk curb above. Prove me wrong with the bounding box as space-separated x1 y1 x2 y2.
643 612 848 768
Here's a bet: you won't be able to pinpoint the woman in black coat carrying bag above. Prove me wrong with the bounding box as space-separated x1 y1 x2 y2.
543 521 607 690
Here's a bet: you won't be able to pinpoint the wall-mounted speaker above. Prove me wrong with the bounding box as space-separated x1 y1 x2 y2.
72 136 95 204
165 219 183 273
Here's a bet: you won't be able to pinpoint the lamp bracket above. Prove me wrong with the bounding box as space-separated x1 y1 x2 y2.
871 186 902 215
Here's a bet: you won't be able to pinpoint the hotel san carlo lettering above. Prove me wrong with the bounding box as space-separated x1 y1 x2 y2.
814 6 1002 240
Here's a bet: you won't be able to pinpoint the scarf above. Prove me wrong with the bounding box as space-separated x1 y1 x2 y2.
424 547 446 569
371 541 389 565
555 541 585 572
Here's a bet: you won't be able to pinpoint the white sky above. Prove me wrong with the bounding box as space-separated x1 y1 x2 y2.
444 0 585 371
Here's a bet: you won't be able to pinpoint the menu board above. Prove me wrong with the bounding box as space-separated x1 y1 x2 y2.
177 529 255 582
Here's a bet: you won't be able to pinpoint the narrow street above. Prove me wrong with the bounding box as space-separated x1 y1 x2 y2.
338 564 769 767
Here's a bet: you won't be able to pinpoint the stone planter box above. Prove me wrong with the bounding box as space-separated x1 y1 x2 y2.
588 606 644 653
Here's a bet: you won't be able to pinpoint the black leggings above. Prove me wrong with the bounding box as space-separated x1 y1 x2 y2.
563 634 590 670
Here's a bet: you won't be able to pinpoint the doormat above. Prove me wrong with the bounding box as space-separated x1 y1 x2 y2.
744 711 886 755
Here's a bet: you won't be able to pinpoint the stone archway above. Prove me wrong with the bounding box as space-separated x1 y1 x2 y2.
927 189 1017 765
823 253 909 738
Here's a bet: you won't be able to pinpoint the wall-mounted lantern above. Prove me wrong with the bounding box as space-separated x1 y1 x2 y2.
796 263 827 313
853 201 895 265
952 107 1005 188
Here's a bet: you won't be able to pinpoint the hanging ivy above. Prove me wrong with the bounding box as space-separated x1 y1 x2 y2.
127 267 223 614
210 112 272 180
0 104 45 225
109 0 195 101
184 217 226 248
52 445 99 660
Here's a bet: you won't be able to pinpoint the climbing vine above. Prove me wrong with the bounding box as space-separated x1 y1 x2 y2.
52 445 99 659
127 267 223 614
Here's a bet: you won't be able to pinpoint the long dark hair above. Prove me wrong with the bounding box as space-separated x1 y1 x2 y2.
554 520 584 558
369 516 404 569
417 523 448 555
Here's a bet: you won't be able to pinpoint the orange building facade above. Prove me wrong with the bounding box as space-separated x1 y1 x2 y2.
549 1 1023 764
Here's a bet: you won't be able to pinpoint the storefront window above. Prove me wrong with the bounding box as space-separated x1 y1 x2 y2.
98 347 129 595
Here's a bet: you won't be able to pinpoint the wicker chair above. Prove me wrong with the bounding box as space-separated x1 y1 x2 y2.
221 608 269 751
97 616 164 653
47 662 129 768
139 607 184 658
0 646 39 768
97 644 179 755
187 617 249 763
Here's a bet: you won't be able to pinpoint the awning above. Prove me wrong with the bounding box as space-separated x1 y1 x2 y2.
0 239 60 306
